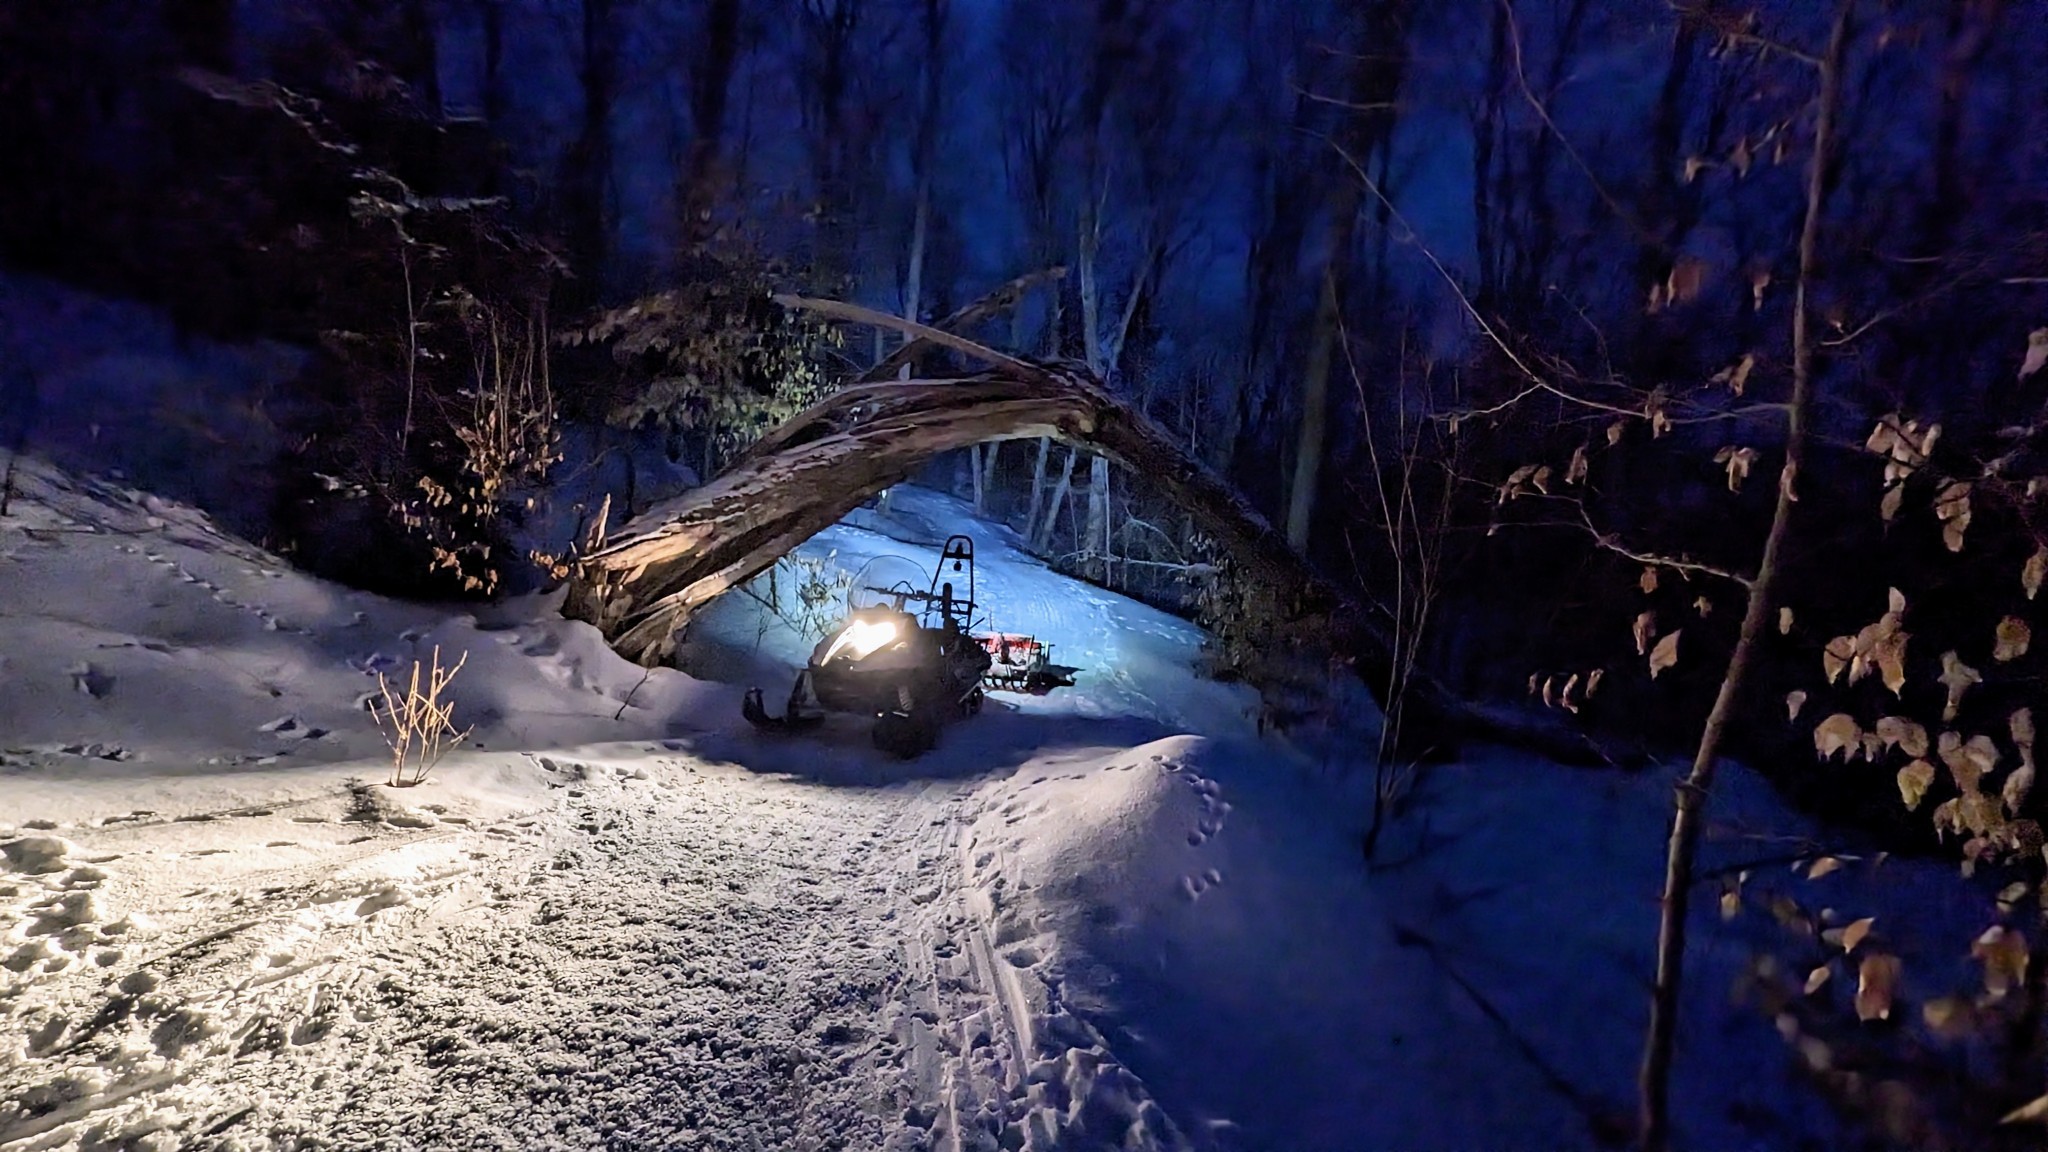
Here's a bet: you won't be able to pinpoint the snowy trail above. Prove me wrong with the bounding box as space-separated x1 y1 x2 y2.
2 750 1060 1150
9 464 1885 1151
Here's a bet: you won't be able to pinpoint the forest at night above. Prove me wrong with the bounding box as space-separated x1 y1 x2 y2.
3 2 2047 1149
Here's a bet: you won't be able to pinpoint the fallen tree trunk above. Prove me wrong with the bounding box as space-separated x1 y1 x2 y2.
563 304 1609 766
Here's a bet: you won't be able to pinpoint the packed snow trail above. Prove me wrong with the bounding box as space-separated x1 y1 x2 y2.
0 462 1173 1150
3 747 1100 1150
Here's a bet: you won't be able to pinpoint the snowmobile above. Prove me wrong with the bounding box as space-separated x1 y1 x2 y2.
742 534 1078 757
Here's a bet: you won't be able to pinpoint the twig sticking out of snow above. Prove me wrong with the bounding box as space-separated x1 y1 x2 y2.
373 645 472 787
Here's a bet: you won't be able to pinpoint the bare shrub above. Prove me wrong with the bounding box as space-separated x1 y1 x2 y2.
373 646 473 788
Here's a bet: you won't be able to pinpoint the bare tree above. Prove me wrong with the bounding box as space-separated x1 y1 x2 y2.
1637 5 1858 1148
1285 0 1417 554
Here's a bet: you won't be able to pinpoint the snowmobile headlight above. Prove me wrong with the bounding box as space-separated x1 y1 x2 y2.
825 617 899 662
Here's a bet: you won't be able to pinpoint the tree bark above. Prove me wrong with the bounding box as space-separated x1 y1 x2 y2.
1024 435 1051 543
1636 7 1854 1149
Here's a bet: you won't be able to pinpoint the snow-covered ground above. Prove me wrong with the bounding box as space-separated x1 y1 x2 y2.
2 459 1979 1150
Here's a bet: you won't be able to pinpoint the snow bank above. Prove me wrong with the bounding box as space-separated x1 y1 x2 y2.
0 454 720 828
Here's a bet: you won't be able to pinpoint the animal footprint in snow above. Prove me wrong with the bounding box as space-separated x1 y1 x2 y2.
3 834 75 874
68 662 113 698
1180 869 1225 901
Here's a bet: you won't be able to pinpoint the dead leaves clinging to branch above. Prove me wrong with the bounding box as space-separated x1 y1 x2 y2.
1710 353 1756 396
1993 616 2032 662
1714 445 1759 492
1934 481 1973 552
1649 630 1682 680
1939 651 1982 723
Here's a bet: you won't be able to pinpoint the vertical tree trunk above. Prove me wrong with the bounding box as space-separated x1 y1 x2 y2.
1285 265 1340 551
1024 280 1063 543
899 0 944 355
1471 0 1509 314
1024 436 1051 542
678 0 742 252
561 0 618 300
479 0 508 127
1036 449 1078 554
398 0 442 114
1637 7 1854 1148
1284 0 1410 554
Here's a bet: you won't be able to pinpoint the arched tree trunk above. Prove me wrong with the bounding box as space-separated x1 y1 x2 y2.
561 300 1605 766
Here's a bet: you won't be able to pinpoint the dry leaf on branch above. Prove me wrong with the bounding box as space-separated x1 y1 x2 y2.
1823 635 1856 684
1713 445 1759 492
1856 954 1902 1021
1694 595 1713 616
2002 1094 2048 1126
1634 610 1657 656
1874 628 1909 696
1532 465 1554 495
1778 606 1795 635
1540 676 1557 709
1498 464 1540 504
1587 668 1606 697
1566 444 1589 485
1808 856 1844 880
1875 716 1930 758
1840 917 1875 954
1786 690 1808 721
1974 926 2029 999
1935 481 1973 551
1640 567 1660 595
1804 965 1832 995
1710 353 1756 396
1923 996 1976 1040
2005 712 2034 812
2021 328 2048 381
1559 672 1582 714
1897 760 1935 809
1889 587 1907 615
1606 419 1626 447
1720 888 1741 921
2025 548 2048 601
1940 651 1982 722
1995 616 2032 662
1880 483 1904 522
1815 713 1862 761
1644 387 1674 438
1649 630 1682 680
1665 260 1707 307
1939 731 2000 794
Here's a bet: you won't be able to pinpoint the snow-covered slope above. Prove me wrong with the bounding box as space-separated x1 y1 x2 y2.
3 460 1967 1151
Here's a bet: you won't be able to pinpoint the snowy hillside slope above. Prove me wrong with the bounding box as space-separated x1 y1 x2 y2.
2 458 1977 1151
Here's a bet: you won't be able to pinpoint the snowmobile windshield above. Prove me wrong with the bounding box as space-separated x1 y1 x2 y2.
847 555 929 613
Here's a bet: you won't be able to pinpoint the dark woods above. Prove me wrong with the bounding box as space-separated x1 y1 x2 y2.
4 3 2048 1140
